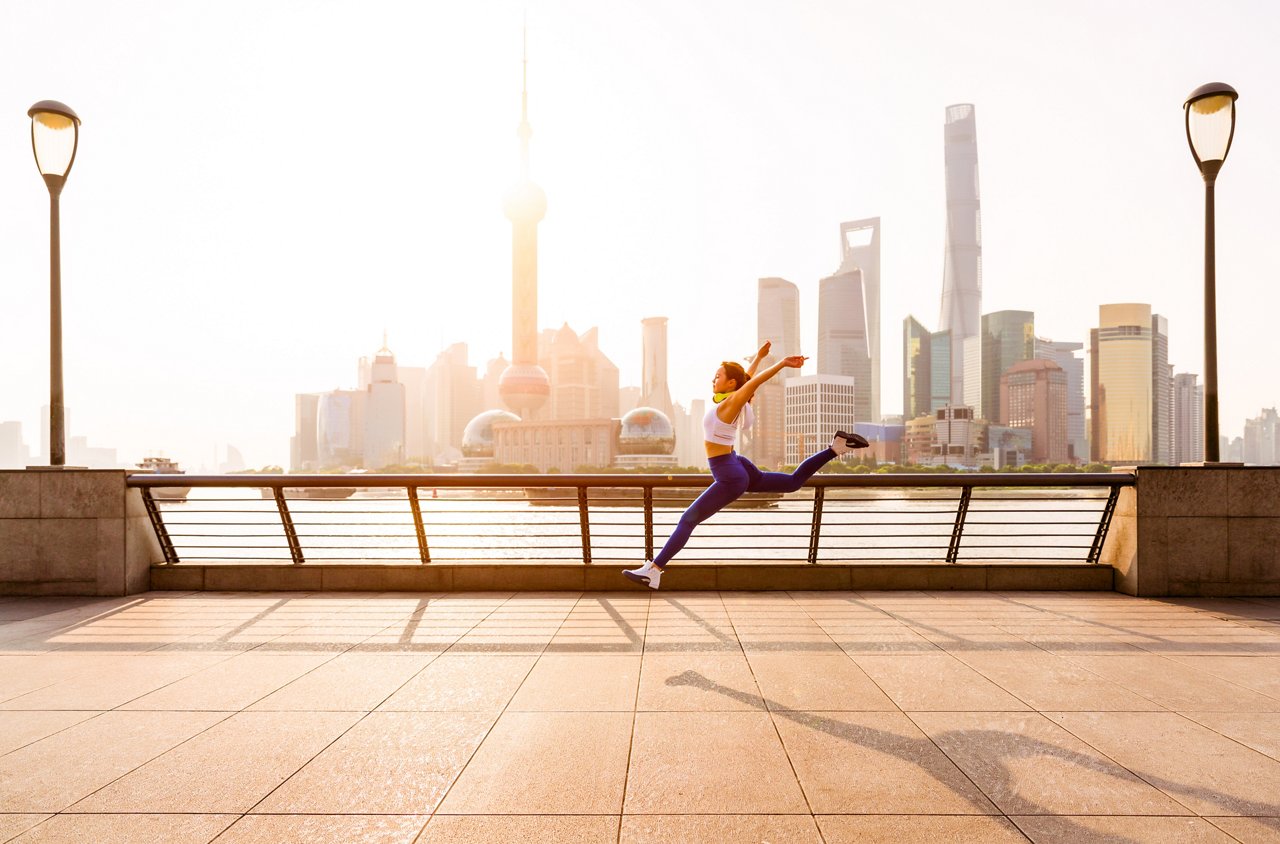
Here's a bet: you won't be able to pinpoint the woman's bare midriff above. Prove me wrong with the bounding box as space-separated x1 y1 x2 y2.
704 441 734 458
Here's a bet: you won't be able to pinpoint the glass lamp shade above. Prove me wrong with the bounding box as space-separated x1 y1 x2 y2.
1184 84 1237 168
28 101 80 179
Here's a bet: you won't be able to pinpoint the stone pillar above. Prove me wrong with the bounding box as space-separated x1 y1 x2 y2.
0 470 159 596
1102 466 1280 597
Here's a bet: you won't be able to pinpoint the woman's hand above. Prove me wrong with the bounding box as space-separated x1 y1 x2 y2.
756 340 772 361
782 355 807 369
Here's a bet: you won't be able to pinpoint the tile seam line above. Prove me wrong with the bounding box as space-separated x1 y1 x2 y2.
417 591 579 824
614 591 651 844
790 590 1011 827
723 590 822 835
234 594 514 819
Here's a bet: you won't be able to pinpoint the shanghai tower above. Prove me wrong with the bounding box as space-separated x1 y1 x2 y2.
938 104 982 405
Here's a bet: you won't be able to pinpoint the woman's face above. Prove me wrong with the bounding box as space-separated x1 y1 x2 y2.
712 366 736 393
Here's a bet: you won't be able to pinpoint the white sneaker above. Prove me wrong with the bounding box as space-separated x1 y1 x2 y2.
623 562 663 590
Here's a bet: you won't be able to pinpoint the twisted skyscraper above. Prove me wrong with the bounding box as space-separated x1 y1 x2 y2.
938 104 982 405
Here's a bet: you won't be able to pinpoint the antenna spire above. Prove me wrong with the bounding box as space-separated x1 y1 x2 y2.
517 17 532 176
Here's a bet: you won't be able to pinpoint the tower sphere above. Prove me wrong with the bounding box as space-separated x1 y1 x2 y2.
498 362 551 415
504 180 546 222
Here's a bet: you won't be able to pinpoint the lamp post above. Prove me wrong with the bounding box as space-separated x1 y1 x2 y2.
1183 82 1237 464
28 100 81 468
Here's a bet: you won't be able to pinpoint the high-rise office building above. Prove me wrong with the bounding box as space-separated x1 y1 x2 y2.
1000 358 1068 464
938 104 982 404
0 421 28 468
1173 372 1204 465
784 375 856 465
1090 303 1168 464
317 390 364 468
363 343 406 470
962 335 982 413
818 219 879 423
290 394 321 471
538 325 620 421
425 343 482 462
1243 408 1280 465
929 329 952 414
902 316 932 422
638 317 673 420
397 365 429 464
758 277 801 358
981 310 1034 423
1151 315 1172 465
1035 339 1087 463
753 278 801 469
499 33 552 418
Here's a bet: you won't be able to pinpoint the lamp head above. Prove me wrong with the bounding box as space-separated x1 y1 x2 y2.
1184 83 1237 182
28 100 81 189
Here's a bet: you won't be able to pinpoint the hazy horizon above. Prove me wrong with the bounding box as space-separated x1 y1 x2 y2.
2 1 1278 469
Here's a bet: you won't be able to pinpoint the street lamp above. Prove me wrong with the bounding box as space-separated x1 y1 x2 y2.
1183 82 1237 464
28 100 81 468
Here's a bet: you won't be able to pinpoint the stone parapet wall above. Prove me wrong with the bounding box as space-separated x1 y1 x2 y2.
0 470 160 596
1104 466 1280 596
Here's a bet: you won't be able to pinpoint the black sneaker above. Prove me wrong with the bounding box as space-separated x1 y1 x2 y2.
834 430 870 450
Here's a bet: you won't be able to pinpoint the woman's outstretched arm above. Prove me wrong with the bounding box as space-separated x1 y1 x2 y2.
744 340 771 379
717 355 806 423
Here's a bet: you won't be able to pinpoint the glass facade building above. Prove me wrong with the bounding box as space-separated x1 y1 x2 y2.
902 316 932 422
981 310 1034 423
1090 303 1156 463
938 105 982 404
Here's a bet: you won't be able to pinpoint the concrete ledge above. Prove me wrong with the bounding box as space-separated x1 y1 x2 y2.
150 562 1115 592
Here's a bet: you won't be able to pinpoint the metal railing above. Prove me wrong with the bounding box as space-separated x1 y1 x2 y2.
128 472 1133 566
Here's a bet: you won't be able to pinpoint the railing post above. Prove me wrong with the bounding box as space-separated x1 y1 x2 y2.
643 486 654 562
946 486 972 564
140 487 179 564
408 486 432 564
272 487 306 564
1088 484 1123 564
577 486 592 565
807 486 825 564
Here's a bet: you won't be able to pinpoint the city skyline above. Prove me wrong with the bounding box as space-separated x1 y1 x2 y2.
2 2 1279 469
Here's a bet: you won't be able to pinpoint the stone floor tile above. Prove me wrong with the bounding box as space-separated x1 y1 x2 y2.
1049 711 1280 817
1011 815 1237 843
1064 654 1280 711
831 630 943 654
10 813 238 844
912 711 1190 816
619 815 823 843
249 651 435 711
0 711 224 812
0 652 229 710
1185 712 1280 761
1166 655 1280 699
377 654 536 711
1205 816 1280 843
773 711 997 814
0 815 48 842
420 815 618 843
122 652 334 711
637 652 763 711
507 655 641 711
0 711 99 756
624 711 809 815
745 652 895 711
69 711 360 813
816 814 1028 843
437 711 631 814
254 711 492 814
211 814 427 843
852 654 1032 711
954 651 1163 711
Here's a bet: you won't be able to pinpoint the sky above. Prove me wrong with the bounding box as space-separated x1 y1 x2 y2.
2 0 1278 470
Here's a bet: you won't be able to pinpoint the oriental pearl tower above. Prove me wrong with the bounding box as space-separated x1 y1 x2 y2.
498 29 551 419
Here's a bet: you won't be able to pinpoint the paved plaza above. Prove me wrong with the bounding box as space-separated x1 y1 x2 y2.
0 589 1278 843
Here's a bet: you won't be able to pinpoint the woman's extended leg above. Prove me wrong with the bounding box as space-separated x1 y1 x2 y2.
743 447 838 494
651 464 749 567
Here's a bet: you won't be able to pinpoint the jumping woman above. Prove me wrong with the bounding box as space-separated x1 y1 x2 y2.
623 340 868 589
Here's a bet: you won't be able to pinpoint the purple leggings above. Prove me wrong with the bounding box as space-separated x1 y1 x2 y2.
652 448 836 567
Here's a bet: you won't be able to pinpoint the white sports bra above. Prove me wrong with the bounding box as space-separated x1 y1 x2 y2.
703 399 754 446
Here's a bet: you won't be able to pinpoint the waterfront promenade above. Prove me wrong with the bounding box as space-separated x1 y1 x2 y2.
0 590 1277 842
